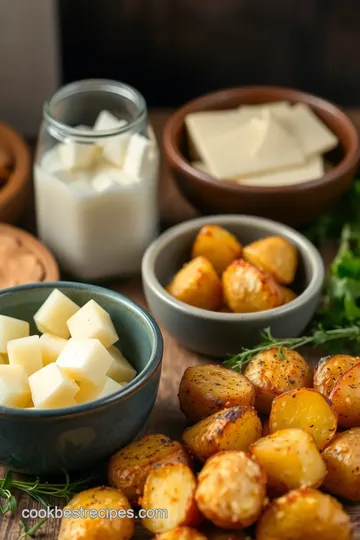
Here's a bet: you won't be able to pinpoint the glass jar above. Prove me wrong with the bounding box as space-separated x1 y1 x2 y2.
34 79 159 280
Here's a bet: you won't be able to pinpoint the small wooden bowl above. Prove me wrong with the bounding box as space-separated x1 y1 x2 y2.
0 123 31 224
163 86 360 227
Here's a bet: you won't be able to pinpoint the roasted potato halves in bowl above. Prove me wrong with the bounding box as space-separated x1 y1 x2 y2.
142 215 324 356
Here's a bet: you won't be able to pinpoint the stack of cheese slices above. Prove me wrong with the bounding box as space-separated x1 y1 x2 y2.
185 101 339 187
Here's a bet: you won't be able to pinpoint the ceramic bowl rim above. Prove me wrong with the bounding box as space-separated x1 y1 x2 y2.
163 85 360 194
0 281 163 419
142 214 325 321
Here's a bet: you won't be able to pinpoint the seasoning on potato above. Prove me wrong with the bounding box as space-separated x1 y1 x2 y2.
255 488 352 540
269 388 337 450
195 451 266 529
178 364 255 423
250 428 326 497
57 486 134 540
243 235 298 284
191 224 242 275
222 259 284 313
329 362 360 428
322 428 360 501
154 527 207 539
140 462 201 534
166 256 222 311
108 433 191 504
244 347 312 414
313 354 360 399
182 405 262 462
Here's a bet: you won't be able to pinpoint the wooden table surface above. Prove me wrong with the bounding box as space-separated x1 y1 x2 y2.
1 109 360 539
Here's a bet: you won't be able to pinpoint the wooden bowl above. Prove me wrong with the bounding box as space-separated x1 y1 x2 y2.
163 86 360 227
0 123 31 224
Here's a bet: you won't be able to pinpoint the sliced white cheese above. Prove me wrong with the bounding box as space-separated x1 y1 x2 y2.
29 363 79 409
34 289 80 339
0 315 30 354
7 335 43 376
237 154 324 186
39 333 68 366
123 133 153 180
94 110 130 167
67 299 118 348
237 101 292 123
107 346 137 384
0 365 30 407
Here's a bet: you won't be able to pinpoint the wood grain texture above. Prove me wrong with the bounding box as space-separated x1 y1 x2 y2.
1 110 360 539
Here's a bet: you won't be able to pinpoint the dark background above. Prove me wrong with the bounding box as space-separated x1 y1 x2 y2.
58 0 360 108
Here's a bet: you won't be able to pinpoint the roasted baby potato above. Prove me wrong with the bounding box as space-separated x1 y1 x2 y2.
243 235 297 284
280 286 297 304
191 225 242 275
178 364 255 423
206 531 252 540
250 428 326 497
166 256 222 311
57 486 134 540
182 405 262 462
244 347 312 414
269 388 337 450
140 462 201 534
322 428 360 501
313 354 360 399
256 488 352 540
108 433 191 504
195 451 266 529
222 259 283 313
329 362 360 428
154 527 207 539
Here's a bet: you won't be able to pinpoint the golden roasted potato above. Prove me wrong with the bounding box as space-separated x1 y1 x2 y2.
140 462 201 534
166 256 222 311
222 259 284 313
256 488 352 540
195 451 266 529
280 286 297 304
182 405 262 462
250 428 326 497
243 235 297 284
244 347 312 414
329 362 360 428
58 486 134 540
108 433 191 504
269 388 337 450
154 527 207 539
322 428 360 501
178 364 255 423
313 354 360 399
206 531 251 540
191 224 242 275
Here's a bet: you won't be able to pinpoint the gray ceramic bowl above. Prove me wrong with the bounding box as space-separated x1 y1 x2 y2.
142 215 324 357
0 282 163 475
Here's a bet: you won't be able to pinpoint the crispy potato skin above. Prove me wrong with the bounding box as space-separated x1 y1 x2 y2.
108 434 191 504
322 428 360 501
244 347 312 414
243 236 298 285
313 355 360 399
166 256 222 311
57 486 134 540
269 388 337 450
154 527 207 539
182 406 262 462
250 428 327 497
329 363 360 428
140 463 201 534
280 286 297 304
178 364 255 423
195 451 266 529
191 225 242 275
222 259 284 313
256 488 352 540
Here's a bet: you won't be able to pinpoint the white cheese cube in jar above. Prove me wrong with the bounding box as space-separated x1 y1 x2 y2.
56 338 114 385
39 333 68 365
94 110 130 167
58 139 101 171
0 365 30 407
0 315 30 354
7 335 43 376
67 300 118 348
107 346 137 384
34 289 80 338
29 363 79 409
123 133 153 180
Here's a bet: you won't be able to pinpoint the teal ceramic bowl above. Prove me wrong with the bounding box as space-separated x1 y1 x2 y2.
0 282 163 476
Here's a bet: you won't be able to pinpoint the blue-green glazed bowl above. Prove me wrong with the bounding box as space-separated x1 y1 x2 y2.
0 282 163 476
